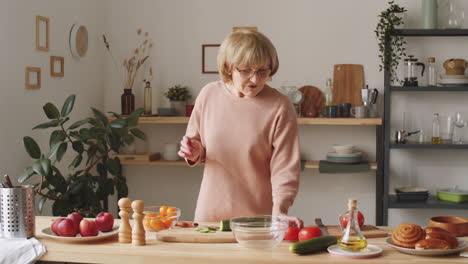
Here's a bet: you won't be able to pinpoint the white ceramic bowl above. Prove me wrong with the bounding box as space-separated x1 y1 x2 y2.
230 215 288 249
332 144 355 154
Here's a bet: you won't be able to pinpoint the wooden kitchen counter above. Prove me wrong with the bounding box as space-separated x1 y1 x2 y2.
36 216 467 264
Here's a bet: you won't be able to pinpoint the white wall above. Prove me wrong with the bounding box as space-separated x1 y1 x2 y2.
1 0 105 215
3 0 468 226
101 0 468 226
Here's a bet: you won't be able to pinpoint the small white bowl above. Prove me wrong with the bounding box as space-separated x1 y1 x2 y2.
332 144 355 155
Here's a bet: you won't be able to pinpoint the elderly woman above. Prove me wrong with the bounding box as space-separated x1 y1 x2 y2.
178 29 302 227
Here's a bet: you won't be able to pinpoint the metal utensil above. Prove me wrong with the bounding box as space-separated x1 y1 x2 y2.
3 174 13 188
395 129 421 144
314 218 329 236
370 89 379 104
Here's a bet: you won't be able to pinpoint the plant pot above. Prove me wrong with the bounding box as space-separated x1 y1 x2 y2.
170 101 186 116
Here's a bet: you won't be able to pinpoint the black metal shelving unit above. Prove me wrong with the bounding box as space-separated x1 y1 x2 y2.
380 29 468 225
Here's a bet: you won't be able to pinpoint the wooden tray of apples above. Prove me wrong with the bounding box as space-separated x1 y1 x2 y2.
41 212 119 242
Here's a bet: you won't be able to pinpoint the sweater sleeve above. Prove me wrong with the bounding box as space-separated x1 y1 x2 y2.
184 89 206 167
270 103 301 215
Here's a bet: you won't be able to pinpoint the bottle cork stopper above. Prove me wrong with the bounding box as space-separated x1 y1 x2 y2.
348 199 357 209
428 57 435 63
118 198 131 208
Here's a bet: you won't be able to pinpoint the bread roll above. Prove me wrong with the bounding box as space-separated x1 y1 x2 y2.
424 227 450 235
392 223 425 248
425 231 458 249
415 239 450 250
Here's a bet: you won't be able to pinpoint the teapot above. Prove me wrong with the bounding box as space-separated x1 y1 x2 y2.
443 58 467 75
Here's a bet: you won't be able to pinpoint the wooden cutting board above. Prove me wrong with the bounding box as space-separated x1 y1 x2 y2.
156 225 388 243
325 225 388 238
299 85 324 117
332 64 364 106
157 227 236 243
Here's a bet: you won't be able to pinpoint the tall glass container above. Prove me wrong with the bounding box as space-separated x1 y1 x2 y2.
432 113 441 144
325 78 333 106
427 57 437 86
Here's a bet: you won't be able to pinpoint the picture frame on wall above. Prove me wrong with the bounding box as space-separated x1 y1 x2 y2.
50 56 64 77
36 16 50 51
25 67 41 89
202 44 220 74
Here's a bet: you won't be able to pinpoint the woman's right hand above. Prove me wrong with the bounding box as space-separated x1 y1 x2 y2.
178 136 202 162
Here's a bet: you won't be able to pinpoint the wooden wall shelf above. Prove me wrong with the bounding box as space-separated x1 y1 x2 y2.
112 116 382 126
119 159 377 170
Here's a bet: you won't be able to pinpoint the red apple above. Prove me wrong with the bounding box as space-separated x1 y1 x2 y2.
67 212 83 231
95 212 114 232
79 219 99 237
51 218 65 235
57 218 78 237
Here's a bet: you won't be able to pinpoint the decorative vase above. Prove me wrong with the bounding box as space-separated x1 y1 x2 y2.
143 81 152 115
121 88 135 115
421 0 438 29
170 101 186 116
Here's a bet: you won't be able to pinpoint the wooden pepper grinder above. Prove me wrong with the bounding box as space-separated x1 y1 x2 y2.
118 198 132 243
131 200 146 246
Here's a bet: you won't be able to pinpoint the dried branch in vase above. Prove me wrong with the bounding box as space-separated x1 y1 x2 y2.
102 28 154 89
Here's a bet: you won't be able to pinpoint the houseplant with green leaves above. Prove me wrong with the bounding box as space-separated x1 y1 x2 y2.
164 84 192 116
19 95 146 217
375 0 407 84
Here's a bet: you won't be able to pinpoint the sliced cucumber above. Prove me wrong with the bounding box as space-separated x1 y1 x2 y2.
289 236 337 255
220 220 231 231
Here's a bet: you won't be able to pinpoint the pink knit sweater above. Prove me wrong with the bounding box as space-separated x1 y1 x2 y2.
185 81 300 222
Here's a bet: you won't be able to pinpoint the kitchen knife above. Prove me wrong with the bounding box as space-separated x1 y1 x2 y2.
314 218 329 236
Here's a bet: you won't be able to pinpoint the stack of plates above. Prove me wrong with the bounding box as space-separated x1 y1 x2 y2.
326 152 362 164
438 75 468 86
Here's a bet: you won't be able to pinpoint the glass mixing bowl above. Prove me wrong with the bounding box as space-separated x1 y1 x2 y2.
230 215 289 249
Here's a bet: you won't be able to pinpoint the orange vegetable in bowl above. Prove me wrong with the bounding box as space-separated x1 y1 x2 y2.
143 205 181 232
159 206 168 216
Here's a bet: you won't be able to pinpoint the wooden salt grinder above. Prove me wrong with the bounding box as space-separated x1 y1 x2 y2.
118 198 132 243
131 200 146 246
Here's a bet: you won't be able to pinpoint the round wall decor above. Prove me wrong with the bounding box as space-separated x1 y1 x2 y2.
69 24 88 58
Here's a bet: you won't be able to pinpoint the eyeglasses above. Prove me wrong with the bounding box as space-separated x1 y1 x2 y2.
236 67 271 79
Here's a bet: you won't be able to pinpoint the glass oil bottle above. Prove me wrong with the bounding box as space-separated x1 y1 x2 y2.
432 113 441 144
325 78 333 106
338 199 367 251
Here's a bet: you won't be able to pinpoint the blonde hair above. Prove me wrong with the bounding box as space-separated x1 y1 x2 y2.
217 30 279 83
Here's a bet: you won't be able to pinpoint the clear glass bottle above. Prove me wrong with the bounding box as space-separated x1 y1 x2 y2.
325 78 333 106
338 199 367 251
144 81 152 115
427 57 437 86
432 113 441 144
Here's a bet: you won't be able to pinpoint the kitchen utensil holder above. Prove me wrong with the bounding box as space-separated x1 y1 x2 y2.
0 185 35 238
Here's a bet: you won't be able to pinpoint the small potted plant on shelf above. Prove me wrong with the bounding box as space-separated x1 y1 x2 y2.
164 84 192 116
375 0 407 84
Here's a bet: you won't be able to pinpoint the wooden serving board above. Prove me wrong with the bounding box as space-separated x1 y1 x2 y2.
157 227 236 243
332 64 364 106
156 225 388 243
326 225 388 238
